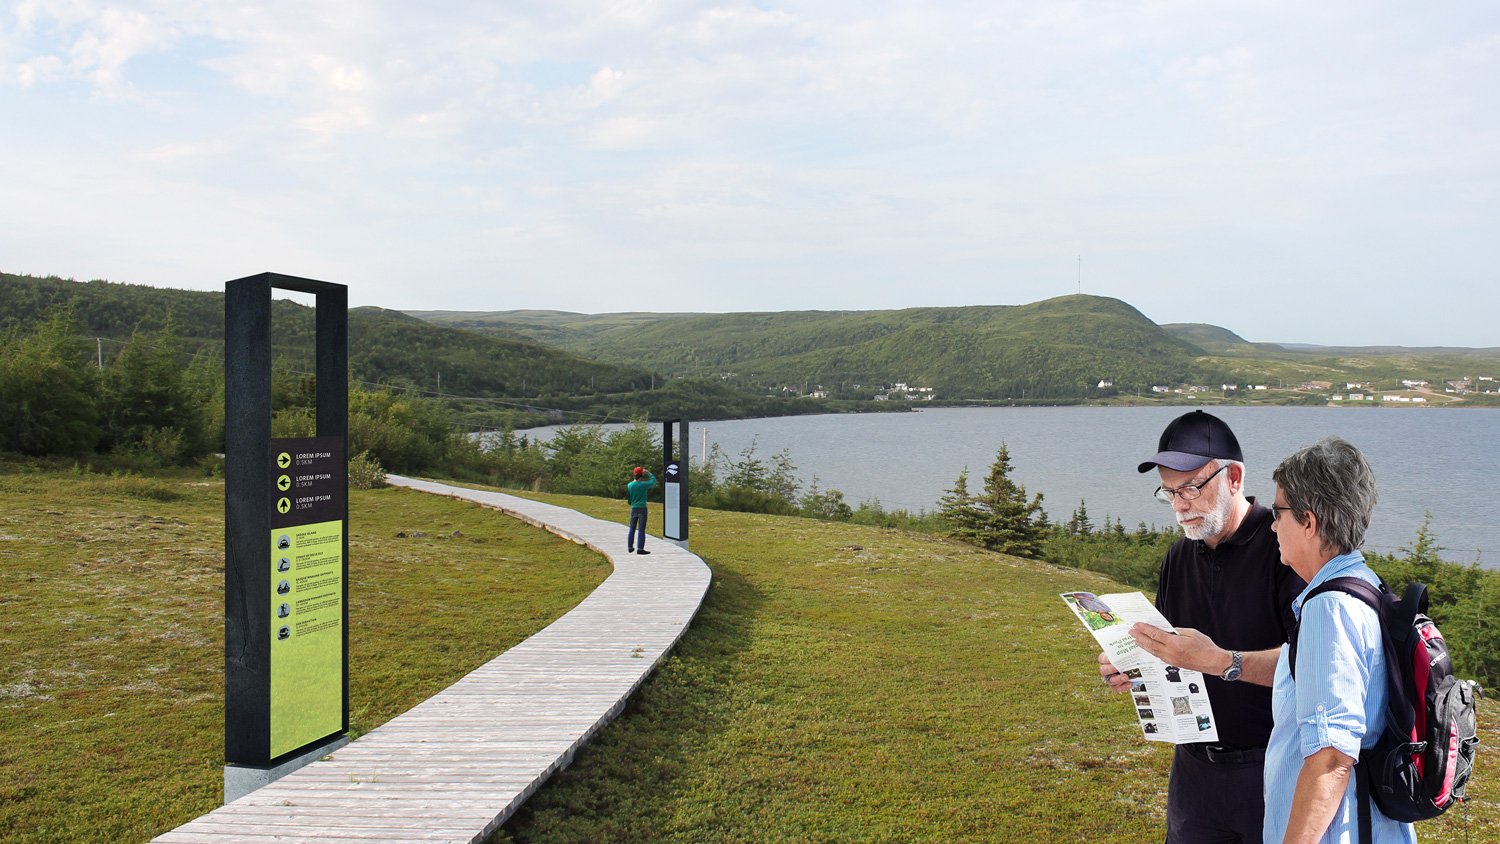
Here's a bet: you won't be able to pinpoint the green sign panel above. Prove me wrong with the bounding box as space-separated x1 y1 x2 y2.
268 436 345 758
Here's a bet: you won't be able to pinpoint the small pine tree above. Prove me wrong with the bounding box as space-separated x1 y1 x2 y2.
938 467 987 545
1068 500 1094 537
950 443 1049 559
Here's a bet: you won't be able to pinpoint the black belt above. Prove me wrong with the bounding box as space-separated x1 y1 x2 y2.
1184 743 1265 765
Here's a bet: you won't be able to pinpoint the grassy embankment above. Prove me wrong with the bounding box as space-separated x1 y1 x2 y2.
1 469 1494 842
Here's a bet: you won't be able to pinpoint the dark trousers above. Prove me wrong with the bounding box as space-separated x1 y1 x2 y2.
1166 744 1266 843
627 507 648 551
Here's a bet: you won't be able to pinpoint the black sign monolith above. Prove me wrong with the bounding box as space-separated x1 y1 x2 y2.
224 273 348 793
661 419 689 544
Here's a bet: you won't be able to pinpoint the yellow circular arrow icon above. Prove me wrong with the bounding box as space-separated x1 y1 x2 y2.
277 452 291 469
277 474 291 491
277 497 291 514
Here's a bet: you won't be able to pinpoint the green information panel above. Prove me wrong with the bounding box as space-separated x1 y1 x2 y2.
268 519 344 757
267 435 346 759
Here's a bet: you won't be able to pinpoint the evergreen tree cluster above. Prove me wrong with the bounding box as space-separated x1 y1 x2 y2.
0 309 218 464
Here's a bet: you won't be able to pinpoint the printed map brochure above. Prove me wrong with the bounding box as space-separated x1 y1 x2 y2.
1061 591 1219 744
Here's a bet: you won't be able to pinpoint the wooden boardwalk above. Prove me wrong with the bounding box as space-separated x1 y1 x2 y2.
154 476 711 843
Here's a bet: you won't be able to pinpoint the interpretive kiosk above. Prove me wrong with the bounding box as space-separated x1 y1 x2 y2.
223 273 350 802
661 419 689 547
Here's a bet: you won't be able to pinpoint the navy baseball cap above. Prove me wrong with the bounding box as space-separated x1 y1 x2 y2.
1137 410 1243 473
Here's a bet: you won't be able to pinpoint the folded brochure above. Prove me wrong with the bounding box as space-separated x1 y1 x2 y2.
1061 591 1218 744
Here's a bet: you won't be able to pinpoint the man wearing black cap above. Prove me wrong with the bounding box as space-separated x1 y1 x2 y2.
1097 410 1304 843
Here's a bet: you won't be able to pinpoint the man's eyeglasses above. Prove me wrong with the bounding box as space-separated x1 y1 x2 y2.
1154 463 1228 504
1268 503 1294 522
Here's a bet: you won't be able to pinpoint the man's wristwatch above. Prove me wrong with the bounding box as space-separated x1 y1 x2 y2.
1220 650 1243 682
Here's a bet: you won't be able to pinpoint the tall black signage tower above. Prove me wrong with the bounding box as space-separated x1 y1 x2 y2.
223 273 349 799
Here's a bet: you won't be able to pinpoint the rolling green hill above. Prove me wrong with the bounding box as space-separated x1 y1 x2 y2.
1162 322 1283 354
0 273 649 401
409 297 1500 404
9 272 1498 418
414 296 1221 399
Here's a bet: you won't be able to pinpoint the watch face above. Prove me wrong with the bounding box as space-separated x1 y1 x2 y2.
1222 651 1242 681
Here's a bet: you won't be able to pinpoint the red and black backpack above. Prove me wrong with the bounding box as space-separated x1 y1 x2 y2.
1289 577 1480 843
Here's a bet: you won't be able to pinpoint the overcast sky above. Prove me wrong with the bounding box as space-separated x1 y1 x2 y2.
3 1 1497 347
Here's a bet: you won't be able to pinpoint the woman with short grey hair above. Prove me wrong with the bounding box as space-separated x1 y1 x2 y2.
1261 437 1414 843
1269 437 1378 558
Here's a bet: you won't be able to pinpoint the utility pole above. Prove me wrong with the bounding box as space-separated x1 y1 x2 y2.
1077 255 1082 294
701 427 708 464
96 338 103 370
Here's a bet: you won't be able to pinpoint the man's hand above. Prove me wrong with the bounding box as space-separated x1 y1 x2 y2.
1097 651 1133 693
1128 624 1231 676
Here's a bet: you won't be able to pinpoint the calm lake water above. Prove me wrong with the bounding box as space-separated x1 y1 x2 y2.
522 407 1497 567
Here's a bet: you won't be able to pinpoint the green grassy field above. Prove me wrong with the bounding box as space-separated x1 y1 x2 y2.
0 471 1493 842
489 490 1498 843
0 470 609 843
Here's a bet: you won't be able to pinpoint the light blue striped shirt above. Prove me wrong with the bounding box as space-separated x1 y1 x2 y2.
1263 551 1417 844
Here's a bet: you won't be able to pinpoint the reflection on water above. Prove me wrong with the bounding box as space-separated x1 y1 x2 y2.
519 406 1496 567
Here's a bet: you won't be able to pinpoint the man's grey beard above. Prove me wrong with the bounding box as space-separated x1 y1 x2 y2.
1177 472 1233 540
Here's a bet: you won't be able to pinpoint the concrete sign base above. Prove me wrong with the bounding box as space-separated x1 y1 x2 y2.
224 733 350 804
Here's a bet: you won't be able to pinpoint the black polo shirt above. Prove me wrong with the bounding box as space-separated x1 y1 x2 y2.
1155 499 1305 749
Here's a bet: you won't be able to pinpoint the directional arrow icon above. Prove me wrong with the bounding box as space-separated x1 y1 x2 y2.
277 498 291 514
277 452 291 469
277 475 291 491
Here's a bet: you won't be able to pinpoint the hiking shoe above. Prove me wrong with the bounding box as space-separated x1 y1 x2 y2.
637 549 650 555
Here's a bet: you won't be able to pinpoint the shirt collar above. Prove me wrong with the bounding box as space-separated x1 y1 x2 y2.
1204 496 1268 549
1291 550 1367 616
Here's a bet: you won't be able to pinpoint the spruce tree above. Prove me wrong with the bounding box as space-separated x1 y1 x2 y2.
938 467 986 545
974 443 1047 558
942 445 1048 559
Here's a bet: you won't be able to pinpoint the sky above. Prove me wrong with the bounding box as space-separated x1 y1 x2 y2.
3 1 1497 347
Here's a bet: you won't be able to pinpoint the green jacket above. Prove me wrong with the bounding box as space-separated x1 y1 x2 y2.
626 471 657 508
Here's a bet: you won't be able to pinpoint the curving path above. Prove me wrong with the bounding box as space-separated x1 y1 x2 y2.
154 475 711 843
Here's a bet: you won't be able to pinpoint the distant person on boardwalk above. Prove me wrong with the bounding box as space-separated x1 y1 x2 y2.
1263 437 1413 843
627 466 656 555
1097 410 1306 843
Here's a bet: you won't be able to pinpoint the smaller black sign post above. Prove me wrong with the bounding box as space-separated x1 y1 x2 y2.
661 419 689 547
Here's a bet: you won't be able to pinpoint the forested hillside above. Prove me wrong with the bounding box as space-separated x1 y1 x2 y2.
413 297 1500 403
0 273 648 400
424 295 1229 398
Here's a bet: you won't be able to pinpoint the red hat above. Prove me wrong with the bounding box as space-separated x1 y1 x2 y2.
633 466 644 476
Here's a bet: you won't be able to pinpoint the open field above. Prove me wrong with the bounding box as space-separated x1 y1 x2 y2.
0 470 608 843
1 470 1493 842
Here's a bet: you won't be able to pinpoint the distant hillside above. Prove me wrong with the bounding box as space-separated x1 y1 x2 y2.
11 273 1498 419
412 296 1219 399
406 309 693 348
0 273 649 400
1162 323 1285 354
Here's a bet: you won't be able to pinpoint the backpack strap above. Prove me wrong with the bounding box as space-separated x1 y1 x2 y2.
1355 761 1373 844
1288 576 1384 681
